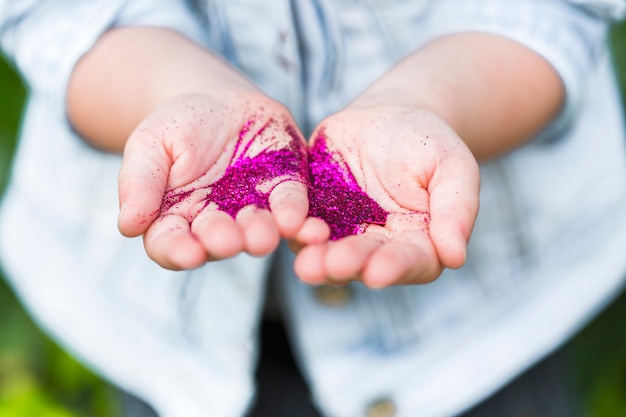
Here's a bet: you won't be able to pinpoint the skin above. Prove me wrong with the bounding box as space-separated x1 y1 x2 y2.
68 27 320 270
67 27 563 286
294 32 563 287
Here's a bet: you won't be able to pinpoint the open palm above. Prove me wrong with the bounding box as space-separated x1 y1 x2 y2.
294 105 480 288
118 93 311 270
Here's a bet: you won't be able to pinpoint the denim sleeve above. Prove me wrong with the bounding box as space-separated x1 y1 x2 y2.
0 0 206 118
568 0 625 18
425 0 623 140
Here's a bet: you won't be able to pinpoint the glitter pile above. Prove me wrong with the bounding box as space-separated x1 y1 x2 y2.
160 120 391 240
160 118 307 218
307 135 389 240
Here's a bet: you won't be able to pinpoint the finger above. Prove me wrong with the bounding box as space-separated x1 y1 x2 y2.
324 234 386 282
144 215 207 270
118 131 170 237
268 180 309 238
291 217 331 248
362 231 443 288
191 209 245 260
286 217 331 254
236 206 280 257
294 243 329 285
429 152 480 269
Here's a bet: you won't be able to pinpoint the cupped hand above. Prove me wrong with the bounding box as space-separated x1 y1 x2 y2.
293 105 480 288
118 93 314 270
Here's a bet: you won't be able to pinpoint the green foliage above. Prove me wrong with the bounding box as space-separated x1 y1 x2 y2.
0 242 121 417
610 20 626 103
571 288 626 417
0 53 119 416
0 54 23 194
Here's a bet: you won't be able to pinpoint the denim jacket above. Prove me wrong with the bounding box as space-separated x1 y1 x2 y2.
1 1 626 416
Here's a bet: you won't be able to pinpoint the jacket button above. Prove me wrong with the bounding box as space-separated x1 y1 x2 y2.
366 398 397 417
313 285 353 306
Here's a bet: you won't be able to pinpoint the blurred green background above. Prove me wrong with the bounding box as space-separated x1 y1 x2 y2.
0 47 120 417
1 21 626 417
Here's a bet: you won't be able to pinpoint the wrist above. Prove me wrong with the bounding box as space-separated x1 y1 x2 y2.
67 26 259 152
347 32 563 161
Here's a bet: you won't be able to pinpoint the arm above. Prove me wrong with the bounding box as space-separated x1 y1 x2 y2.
67 26 256 152
349 32 565 162
1 2 312 269
67 27 315 269
294 32 564 287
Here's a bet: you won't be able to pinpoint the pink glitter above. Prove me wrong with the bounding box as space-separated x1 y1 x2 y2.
160 189 194 213
307 134 389 240
160 122 394 240
160 118 307 219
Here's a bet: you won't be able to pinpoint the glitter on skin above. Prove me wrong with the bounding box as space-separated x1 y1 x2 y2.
160 117 307 219
307 134 389 240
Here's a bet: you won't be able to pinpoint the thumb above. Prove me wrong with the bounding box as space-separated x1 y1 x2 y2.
428 153 480 269
118 128 171 237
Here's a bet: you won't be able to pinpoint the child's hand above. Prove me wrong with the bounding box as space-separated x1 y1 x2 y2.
117 93 312 270
293 105 480 288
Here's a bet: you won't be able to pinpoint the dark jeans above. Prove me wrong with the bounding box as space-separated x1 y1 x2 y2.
121 319 581 417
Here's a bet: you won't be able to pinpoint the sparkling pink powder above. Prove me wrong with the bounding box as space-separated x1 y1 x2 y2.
307 134 389 240
160 118 307 218
160 121 391 241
